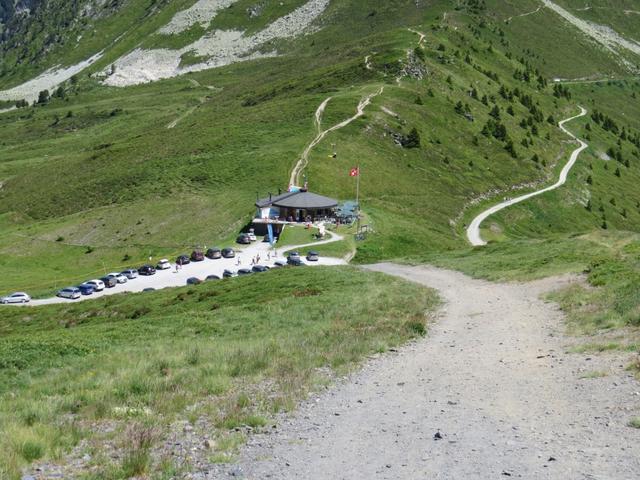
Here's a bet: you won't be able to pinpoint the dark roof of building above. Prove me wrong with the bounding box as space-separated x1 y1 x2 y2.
256 191 295 208
256 191 338 209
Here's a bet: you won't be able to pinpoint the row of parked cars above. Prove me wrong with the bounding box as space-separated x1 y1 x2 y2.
1 247 319 303
184 250 318 284
54 248 238 299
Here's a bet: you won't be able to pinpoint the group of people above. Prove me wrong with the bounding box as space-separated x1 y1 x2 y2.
248 250 275 266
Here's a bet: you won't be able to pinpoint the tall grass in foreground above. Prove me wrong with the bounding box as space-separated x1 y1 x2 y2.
0 267 437 478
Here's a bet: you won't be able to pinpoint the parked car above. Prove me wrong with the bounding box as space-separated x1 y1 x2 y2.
223 269 237 278
237 268 253 276
252 265 270 273
287 257 305 267
138 265 156 276
221 248 235 259
191 250 205 262
142 287 155 292
186 277 202 285
156 259 171 270
287 251 301 261
247 229 257 242
107 272 128 283
0 292 31 304
85 279 105 291
272 260 287 268
205 274 221 281
121 269 139 279
206 247 222 259
176 255 191 266
77 283 95 295
306 250 320 262
100 276 118 288
236 234 251 245
57 287 81 300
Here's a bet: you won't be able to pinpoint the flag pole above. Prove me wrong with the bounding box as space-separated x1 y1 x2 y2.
356 164 361 234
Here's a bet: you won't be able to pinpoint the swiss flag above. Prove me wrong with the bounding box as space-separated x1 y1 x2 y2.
349 167 359 177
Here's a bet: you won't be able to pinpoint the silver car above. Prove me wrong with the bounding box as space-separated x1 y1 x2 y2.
0 292 31 304
121 269 139 279
57 287 81 300
107 272 128 284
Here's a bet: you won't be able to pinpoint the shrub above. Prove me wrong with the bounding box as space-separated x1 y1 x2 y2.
19 441 44 462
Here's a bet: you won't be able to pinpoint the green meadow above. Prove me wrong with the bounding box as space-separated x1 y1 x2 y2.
0 267 437 478
0 0 639 476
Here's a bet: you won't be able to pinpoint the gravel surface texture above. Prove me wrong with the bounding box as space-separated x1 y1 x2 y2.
213 263 640 480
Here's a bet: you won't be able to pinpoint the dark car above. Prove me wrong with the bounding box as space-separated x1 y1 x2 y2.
206 247 222 259
237 268 253 276
306 250 320 262
191 250 205 262
221 248 235 259
100 276 118 288
142 287 155 292
205 274 221 281
176 254 191 266
186 277 202 285
252 265 270 273
223 269 237 278
139 264 156 276
287 257 305 266
77 283 95 295
236 234 251 245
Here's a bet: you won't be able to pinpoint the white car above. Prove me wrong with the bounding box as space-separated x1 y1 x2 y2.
0 292 31 304
107 272 128 284
85 279 105 291
247 231 257 242
57 287 81 300
156 259 171 270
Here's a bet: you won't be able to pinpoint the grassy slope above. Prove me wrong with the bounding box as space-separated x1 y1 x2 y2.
0 0 198 89
0 0 638 476
1 0 615 294
0 267 438 478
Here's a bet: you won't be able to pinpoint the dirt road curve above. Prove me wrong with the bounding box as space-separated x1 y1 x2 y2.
467 107 587 246
224 264 640 480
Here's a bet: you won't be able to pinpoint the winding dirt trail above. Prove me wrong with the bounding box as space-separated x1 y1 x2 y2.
466 107 588 246
289 87 384 186
505 6 542 22
220 264 640 479
407 28 426 46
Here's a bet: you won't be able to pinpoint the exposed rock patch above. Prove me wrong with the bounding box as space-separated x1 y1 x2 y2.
103 0 330 87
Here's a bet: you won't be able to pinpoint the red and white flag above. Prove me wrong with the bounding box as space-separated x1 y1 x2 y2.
349 167 359 177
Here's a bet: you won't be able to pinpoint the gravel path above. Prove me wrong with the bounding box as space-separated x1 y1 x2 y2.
466 107 588 246
224 263 640 480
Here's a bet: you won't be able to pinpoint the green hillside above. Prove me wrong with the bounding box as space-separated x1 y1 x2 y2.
1 0 640 477
2 0 638 295
0 267 438 478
